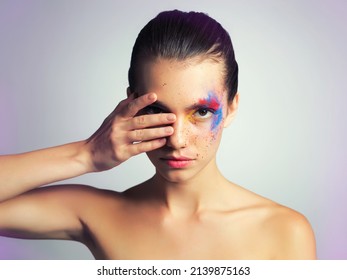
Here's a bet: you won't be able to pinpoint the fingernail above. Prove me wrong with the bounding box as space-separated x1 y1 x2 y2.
165 126 174 133
148 93 156 100
167 114 176 121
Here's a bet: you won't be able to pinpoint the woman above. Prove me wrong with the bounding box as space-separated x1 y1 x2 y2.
0 10 316 259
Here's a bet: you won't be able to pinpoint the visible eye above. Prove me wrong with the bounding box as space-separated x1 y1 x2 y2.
142 106 164 115
193 108 214 119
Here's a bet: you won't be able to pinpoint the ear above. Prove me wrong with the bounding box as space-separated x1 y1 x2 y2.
224 92 239 128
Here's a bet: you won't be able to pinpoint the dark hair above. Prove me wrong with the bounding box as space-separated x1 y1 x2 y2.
128 10 238 102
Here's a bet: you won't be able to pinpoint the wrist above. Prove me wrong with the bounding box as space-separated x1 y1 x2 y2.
72 140 96 174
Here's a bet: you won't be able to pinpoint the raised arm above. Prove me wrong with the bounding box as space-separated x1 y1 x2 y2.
0 92 175 240
0 92 175 202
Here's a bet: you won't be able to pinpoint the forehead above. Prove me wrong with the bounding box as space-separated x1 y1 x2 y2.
136 58 226 105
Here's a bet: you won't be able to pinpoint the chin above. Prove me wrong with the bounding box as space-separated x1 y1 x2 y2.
155 168 199 184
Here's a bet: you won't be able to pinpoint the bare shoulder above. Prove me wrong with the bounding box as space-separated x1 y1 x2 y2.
0 184 124 241
237 188 316 259
263 203 316 259
224 183 316 259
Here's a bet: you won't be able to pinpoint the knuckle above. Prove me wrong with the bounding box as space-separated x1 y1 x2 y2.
134 144 144 154
161 114 168 122
110 123 119 137
136 115 146 126
127 100 136 111
135 129 144 141
130 143 141 155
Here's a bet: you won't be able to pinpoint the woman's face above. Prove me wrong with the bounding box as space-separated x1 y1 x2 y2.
136 58 238 183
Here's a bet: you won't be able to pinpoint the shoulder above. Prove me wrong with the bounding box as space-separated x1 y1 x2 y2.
225 183 316 259
0 184 124 240
262 204 316 259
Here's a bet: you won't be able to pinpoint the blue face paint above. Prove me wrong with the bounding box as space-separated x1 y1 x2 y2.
198 92 223 131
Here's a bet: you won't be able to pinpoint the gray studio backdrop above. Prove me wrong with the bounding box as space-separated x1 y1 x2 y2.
0 0 346 259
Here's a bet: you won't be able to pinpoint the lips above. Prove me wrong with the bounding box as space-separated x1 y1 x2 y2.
160 156 195 168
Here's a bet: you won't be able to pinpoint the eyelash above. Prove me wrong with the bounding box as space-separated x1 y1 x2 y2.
193 108 215 119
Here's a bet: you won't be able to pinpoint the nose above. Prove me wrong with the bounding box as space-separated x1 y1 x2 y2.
166 116 188 149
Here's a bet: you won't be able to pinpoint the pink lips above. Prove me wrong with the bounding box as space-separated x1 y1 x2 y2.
161 157 194 168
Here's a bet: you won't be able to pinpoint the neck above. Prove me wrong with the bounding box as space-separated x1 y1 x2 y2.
149 159 229 218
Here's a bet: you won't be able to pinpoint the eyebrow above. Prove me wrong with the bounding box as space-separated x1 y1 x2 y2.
150 100 216 112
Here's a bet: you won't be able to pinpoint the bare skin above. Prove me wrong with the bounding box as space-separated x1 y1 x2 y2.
0 58 316 260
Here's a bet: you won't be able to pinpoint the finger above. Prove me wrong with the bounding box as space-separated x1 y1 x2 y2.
128 138 167 155
127 126 174 143
114 93 135 113
121 93 157 118
128 113 176 130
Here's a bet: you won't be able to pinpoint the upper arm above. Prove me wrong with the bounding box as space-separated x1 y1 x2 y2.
0 184 97 241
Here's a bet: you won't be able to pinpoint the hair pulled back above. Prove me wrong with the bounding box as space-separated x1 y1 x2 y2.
128 10 238 102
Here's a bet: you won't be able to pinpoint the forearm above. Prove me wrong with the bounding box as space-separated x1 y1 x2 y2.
0 141 92 202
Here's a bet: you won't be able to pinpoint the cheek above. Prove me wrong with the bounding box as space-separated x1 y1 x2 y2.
190 121 224 159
